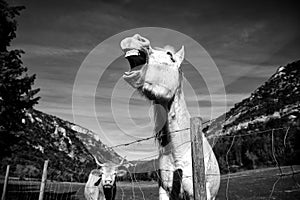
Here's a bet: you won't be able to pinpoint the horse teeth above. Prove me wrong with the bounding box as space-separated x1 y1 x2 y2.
125 49 139 57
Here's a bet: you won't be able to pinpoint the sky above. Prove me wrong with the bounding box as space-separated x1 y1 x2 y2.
10 0 300 160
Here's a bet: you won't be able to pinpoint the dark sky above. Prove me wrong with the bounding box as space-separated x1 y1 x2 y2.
10 0 300 159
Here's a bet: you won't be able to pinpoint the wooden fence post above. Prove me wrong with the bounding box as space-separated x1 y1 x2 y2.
190 117 207 200
38 160 49 200
1 165 10 200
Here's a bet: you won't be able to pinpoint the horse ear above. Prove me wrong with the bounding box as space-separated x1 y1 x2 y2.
175 46 184 65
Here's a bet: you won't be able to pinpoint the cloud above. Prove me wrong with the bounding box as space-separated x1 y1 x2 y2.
240 22 265 42
13 44 88 57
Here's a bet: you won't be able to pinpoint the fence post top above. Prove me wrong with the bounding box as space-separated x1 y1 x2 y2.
190 116 203 123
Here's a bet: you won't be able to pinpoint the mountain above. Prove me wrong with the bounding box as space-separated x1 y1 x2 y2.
204 60 300 172
205 60 300 137
1 109 123 182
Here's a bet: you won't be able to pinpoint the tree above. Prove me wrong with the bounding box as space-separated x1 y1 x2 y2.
0 0 40 159
0 0 40 131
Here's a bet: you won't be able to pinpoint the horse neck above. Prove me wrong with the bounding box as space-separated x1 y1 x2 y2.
168 88 190 131
153 88 190 147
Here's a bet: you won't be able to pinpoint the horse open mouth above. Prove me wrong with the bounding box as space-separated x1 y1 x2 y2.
124 49 147 71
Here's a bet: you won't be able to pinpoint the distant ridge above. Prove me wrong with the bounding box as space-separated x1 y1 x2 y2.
1 109 124 182
203 60 300 172
205 60 300 138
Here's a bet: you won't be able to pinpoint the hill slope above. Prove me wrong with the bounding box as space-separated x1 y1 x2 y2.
1 109 123 182
205 60 300 137
204 60 300 172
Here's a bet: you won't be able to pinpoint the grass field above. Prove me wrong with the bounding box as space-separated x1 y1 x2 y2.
1 166 299 200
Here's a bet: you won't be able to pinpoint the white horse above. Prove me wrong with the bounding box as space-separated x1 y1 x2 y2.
120 34 220 200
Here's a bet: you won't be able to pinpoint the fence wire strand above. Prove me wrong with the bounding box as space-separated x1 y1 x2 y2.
108 126 287 150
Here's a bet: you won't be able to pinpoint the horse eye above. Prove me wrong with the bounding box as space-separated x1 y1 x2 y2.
167 52 175 62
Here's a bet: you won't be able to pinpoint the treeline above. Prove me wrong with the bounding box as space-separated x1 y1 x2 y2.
213 117 300 174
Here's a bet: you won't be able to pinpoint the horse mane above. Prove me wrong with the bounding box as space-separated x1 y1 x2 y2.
154 68 184 147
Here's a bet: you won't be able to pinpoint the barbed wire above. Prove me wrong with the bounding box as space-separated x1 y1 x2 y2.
108 125 287 150
113 126 298 183
126 126 289 164
108 135 156 149
108 127 190 149
108 120 211 149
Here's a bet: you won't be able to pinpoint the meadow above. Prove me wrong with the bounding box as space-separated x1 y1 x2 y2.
1 166 299 200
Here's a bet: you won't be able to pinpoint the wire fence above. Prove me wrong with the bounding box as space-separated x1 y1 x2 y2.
1 123 300 200
105 124 300 200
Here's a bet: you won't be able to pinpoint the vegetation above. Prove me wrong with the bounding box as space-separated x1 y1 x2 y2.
208 61 300 173
1 110 97 182
0 0 40 168
213 118 300 173
0 0 40 132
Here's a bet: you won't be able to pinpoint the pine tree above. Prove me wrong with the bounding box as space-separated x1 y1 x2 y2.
0 0 40 131
0 0 40 160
